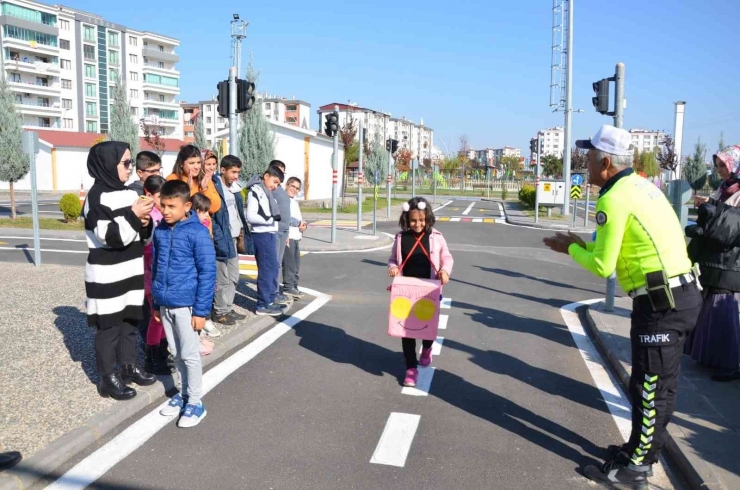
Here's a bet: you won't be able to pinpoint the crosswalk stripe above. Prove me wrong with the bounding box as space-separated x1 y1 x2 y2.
473 218 483 223
370 413 421 467
441 298 452 309
450 217 461 222
438 314 448 330
401 367 435 396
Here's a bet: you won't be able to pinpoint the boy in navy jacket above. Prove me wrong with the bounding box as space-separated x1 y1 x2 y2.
152 180 216 428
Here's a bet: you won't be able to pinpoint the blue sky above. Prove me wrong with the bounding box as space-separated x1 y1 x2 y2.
66 0 739 158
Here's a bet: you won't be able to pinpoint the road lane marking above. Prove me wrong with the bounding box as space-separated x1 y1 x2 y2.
560 300 631 441
0 247 87 254
462 202 475 215
433 201 453 212
497 202 505 215
440 298 452 309
308 233 395 254
483 218 495 223
370 413 421 467
0 236 86 242
419 337 444 356
438 314 448 330
401 367 435 397
44 289 332 490
450 217 461 222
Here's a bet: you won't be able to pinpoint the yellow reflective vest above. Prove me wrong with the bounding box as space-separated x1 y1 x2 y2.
568 171 692 293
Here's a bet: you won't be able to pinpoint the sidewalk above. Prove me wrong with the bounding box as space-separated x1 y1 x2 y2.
586 298 740 490
502 201 596 232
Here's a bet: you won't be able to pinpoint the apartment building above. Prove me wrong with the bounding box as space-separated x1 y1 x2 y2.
0 0 181 137
532 126 565 157
317 103 434 164
261 94 310 129
629 128 667 153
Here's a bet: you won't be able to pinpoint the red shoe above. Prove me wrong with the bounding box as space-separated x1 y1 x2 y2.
403 368 418 387
419 347 433 367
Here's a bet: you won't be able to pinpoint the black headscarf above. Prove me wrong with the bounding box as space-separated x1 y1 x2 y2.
87 141 131 191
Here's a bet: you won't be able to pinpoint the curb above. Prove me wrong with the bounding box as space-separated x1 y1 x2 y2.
495 201 595 232
0 314 276 490
583 302 727 490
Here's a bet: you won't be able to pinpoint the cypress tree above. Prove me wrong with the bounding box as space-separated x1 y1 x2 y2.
0 76 29 219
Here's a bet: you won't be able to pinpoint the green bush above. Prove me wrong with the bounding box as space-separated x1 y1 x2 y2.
59 193 82 222
501 185 509 201
518 185 535 208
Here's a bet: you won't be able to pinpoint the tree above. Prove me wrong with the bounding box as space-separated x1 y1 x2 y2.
632 147 642 173
338 111 358 196
571 147 588 173
500 155 521 177
542 154 563 177
108 80 139 156
363 132 387 187
708 132 724 190
657 135 678 178
238 52 275 180
0 76 28 219
140 119 166 157
718 131 725 152
457 135 472 174
683 139 707 192
194 114 207 150
394 147 413 172
640 150 661 178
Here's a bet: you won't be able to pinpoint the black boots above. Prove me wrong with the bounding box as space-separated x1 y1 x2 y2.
121 364 157 386
98 373 136 400
584 453 650 489
145 345 173 375
160 339 175 368
605 445 653 477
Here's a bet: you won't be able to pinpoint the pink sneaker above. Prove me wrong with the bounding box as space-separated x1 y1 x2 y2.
199 336 214 356
419 347 433 367
403 368 418 387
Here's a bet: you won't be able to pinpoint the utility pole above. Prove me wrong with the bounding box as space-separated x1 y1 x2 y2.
331 105 339 243
357 121 364 232
562 0 574 216
535 136 542 225
605 62 625 312
228 67 237 154
387 138 392 219
230 15 248 77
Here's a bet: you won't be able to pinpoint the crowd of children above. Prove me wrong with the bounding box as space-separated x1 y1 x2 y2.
83 141 308 428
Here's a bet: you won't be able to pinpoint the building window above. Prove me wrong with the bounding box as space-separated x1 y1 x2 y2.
2 25 57 46
158 62 164 69
62 98 72 109
130 89 138 99
205 105 211 112
130 107 138 116
83 25 95 42
63 118 73 128
206 129 212 135
86 120 98 132
158 45 164 52
61 79 72 89
108 32 119 47
143 73 178 87
36 97 49 107
60 39 70 50
265 103 271 110
109 69 119 82
1 3 56 25
38 117 51 128
9 73 21 83
84 64 95 78
83 45 95 61
109 50 119 66
60 19 70 30
206 117 212 124
129 54 138 64
218 117 224 124
158 95 165 102
286 104 297 111
85 83 96 97
130 72 138 82
85 101 97 117
60 59 71 70
129 36 138 46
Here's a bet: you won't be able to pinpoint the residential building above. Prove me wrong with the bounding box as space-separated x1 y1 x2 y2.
475 147 521 166
261 94 310 129
534 127 565 157
317 103 434 164
181 102 198 143
629 128 667 153
0 0 181 137
193 98 228 148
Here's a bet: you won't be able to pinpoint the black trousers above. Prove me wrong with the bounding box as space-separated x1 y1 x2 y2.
626 283 701 466
402 338 434 369
282 239 301 290
95 321 138 377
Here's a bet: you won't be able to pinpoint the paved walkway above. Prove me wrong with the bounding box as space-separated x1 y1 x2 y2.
503 201 596 232
587 298 740 490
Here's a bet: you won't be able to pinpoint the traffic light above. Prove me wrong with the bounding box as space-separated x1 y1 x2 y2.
529 139 537 153
217 80 229 118
385 139 391 152
324 111 339 137
237 78 255 112
391 139 399 153
592 78 610 115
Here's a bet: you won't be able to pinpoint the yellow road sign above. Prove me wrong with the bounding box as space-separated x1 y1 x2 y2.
543 183 551 192
570 186 582 199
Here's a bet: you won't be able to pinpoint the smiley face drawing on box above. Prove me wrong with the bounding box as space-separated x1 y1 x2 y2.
387 276 442 341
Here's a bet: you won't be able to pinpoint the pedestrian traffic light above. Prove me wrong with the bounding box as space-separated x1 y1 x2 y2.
236 78 255 112
391 139 399 154
385 139 391 152
217 80 229 118
592 78 610 115
529 139 537 153
324 111 339 137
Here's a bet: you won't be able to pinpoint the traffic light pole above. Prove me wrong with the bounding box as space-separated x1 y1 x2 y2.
331 107 339 243
562 0 574 216
604 62 625 313
357 121 364 232
386 145 392 218
534 139 541 225
228 67 237 154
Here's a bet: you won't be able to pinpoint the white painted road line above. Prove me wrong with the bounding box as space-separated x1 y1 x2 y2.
401 367 435 397
440 298 452 309
438 314 449 330
0 247 87 254
450 217 461 222
370 412 421 467
433 200 453 213
462 202 475 215
44 290 332 490
419 337 444 356
497 202 505 215
560 300 632 441
0 236 86 242
472 218 483 223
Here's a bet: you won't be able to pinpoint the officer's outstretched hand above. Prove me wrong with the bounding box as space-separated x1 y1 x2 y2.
543 232 576 255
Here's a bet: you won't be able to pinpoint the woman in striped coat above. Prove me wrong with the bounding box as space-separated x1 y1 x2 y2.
84 141 157 400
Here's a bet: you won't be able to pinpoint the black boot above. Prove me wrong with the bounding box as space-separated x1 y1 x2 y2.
159 339 175 367
605 445 653 477
145 345 173 375
584 456 650 489
121 364 157 386
98 373 136 400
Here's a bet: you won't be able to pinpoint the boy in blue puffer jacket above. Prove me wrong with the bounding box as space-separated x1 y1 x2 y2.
152 180 216 428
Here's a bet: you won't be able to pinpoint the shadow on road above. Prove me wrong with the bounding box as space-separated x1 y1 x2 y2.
450 276 570 308
293 320 604 467
477 266 604 295
53 305 98 385
361 259 387 268
3 463 165 490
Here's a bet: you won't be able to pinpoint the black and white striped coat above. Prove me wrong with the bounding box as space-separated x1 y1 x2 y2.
83 185 152 329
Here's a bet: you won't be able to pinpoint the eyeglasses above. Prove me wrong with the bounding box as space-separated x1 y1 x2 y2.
143 167 162 174
288 184 301 191
121 159 134 169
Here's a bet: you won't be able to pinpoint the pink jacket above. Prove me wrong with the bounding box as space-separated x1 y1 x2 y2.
388 229 454 279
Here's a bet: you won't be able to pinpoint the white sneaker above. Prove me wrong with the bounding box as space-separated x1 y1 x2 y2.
177 403 207 428
160 394 185 417
203 320 222 338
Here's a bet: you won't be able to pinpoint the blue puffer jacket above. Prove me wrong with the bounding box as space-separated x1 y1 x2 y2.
151 212 217 318
212 175 252 261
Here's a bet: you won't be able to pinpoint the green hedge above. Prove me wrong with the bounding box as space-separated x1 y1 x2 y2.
518 185 535 208
59 193 82 222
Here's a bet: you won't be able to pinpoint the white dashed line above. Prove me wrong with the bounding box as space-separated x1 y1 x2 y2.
370 413 421 467
401 367 435 397
450 217 461 222
472 218 483 223
462 202 475 215
433 201 453 212
440 298 452 309
438 314 449 330
419 337 444 356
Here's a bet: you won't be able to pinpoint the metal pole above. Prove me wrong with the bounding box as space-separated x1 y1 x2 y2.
357 121 363 232
412 160 416 198
23 131 40 267
535 137 541 225
433 164 437 204
373 188 377 236
387 143 392 218
562 0 574 216
331 107 339 243
584 178 590 226
228 67 237 154
572 198 577 225
605 62 625 312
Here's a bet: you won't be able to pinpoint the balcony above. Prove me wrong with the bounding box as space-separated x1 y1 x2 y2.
142 62 179 75
142 97 181 109
142 81 179 95
141 47 179 62
17 100 62 116
9 79 60 95
2 36 58 56
4 57 60 75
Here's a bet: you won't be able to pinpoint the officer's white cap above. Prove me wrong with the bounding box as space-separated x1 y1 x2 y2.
575 125 633 156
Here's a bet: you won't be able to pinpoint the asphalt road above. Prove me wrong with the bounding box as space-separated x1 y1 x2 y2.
26 199 687 490
0 199 64 218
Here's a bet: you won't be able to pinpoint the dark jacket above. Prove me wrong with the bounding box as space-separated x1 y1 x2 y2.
151 212 217 318
686 199 740 291
128 180 145 196
274 186 291 233
211 175 250 261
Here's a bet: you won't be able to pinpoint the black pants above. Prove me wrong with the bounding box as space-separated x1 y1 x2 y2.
626 283 701 466
95 321 138 377
282 239 301 290
402 338 434 369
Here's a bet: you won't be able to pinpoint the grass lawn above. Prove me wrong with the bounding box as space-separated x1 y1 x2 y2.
302 198 408 214
0 217 84 230
520 208 569 220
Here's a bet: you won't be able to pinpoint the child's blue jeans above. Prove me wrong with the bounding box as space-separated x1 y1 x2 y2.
252 232 278 308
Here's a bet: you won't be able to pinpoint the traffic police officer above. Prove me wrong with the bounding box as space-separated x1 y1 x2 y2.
543 125 702 489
